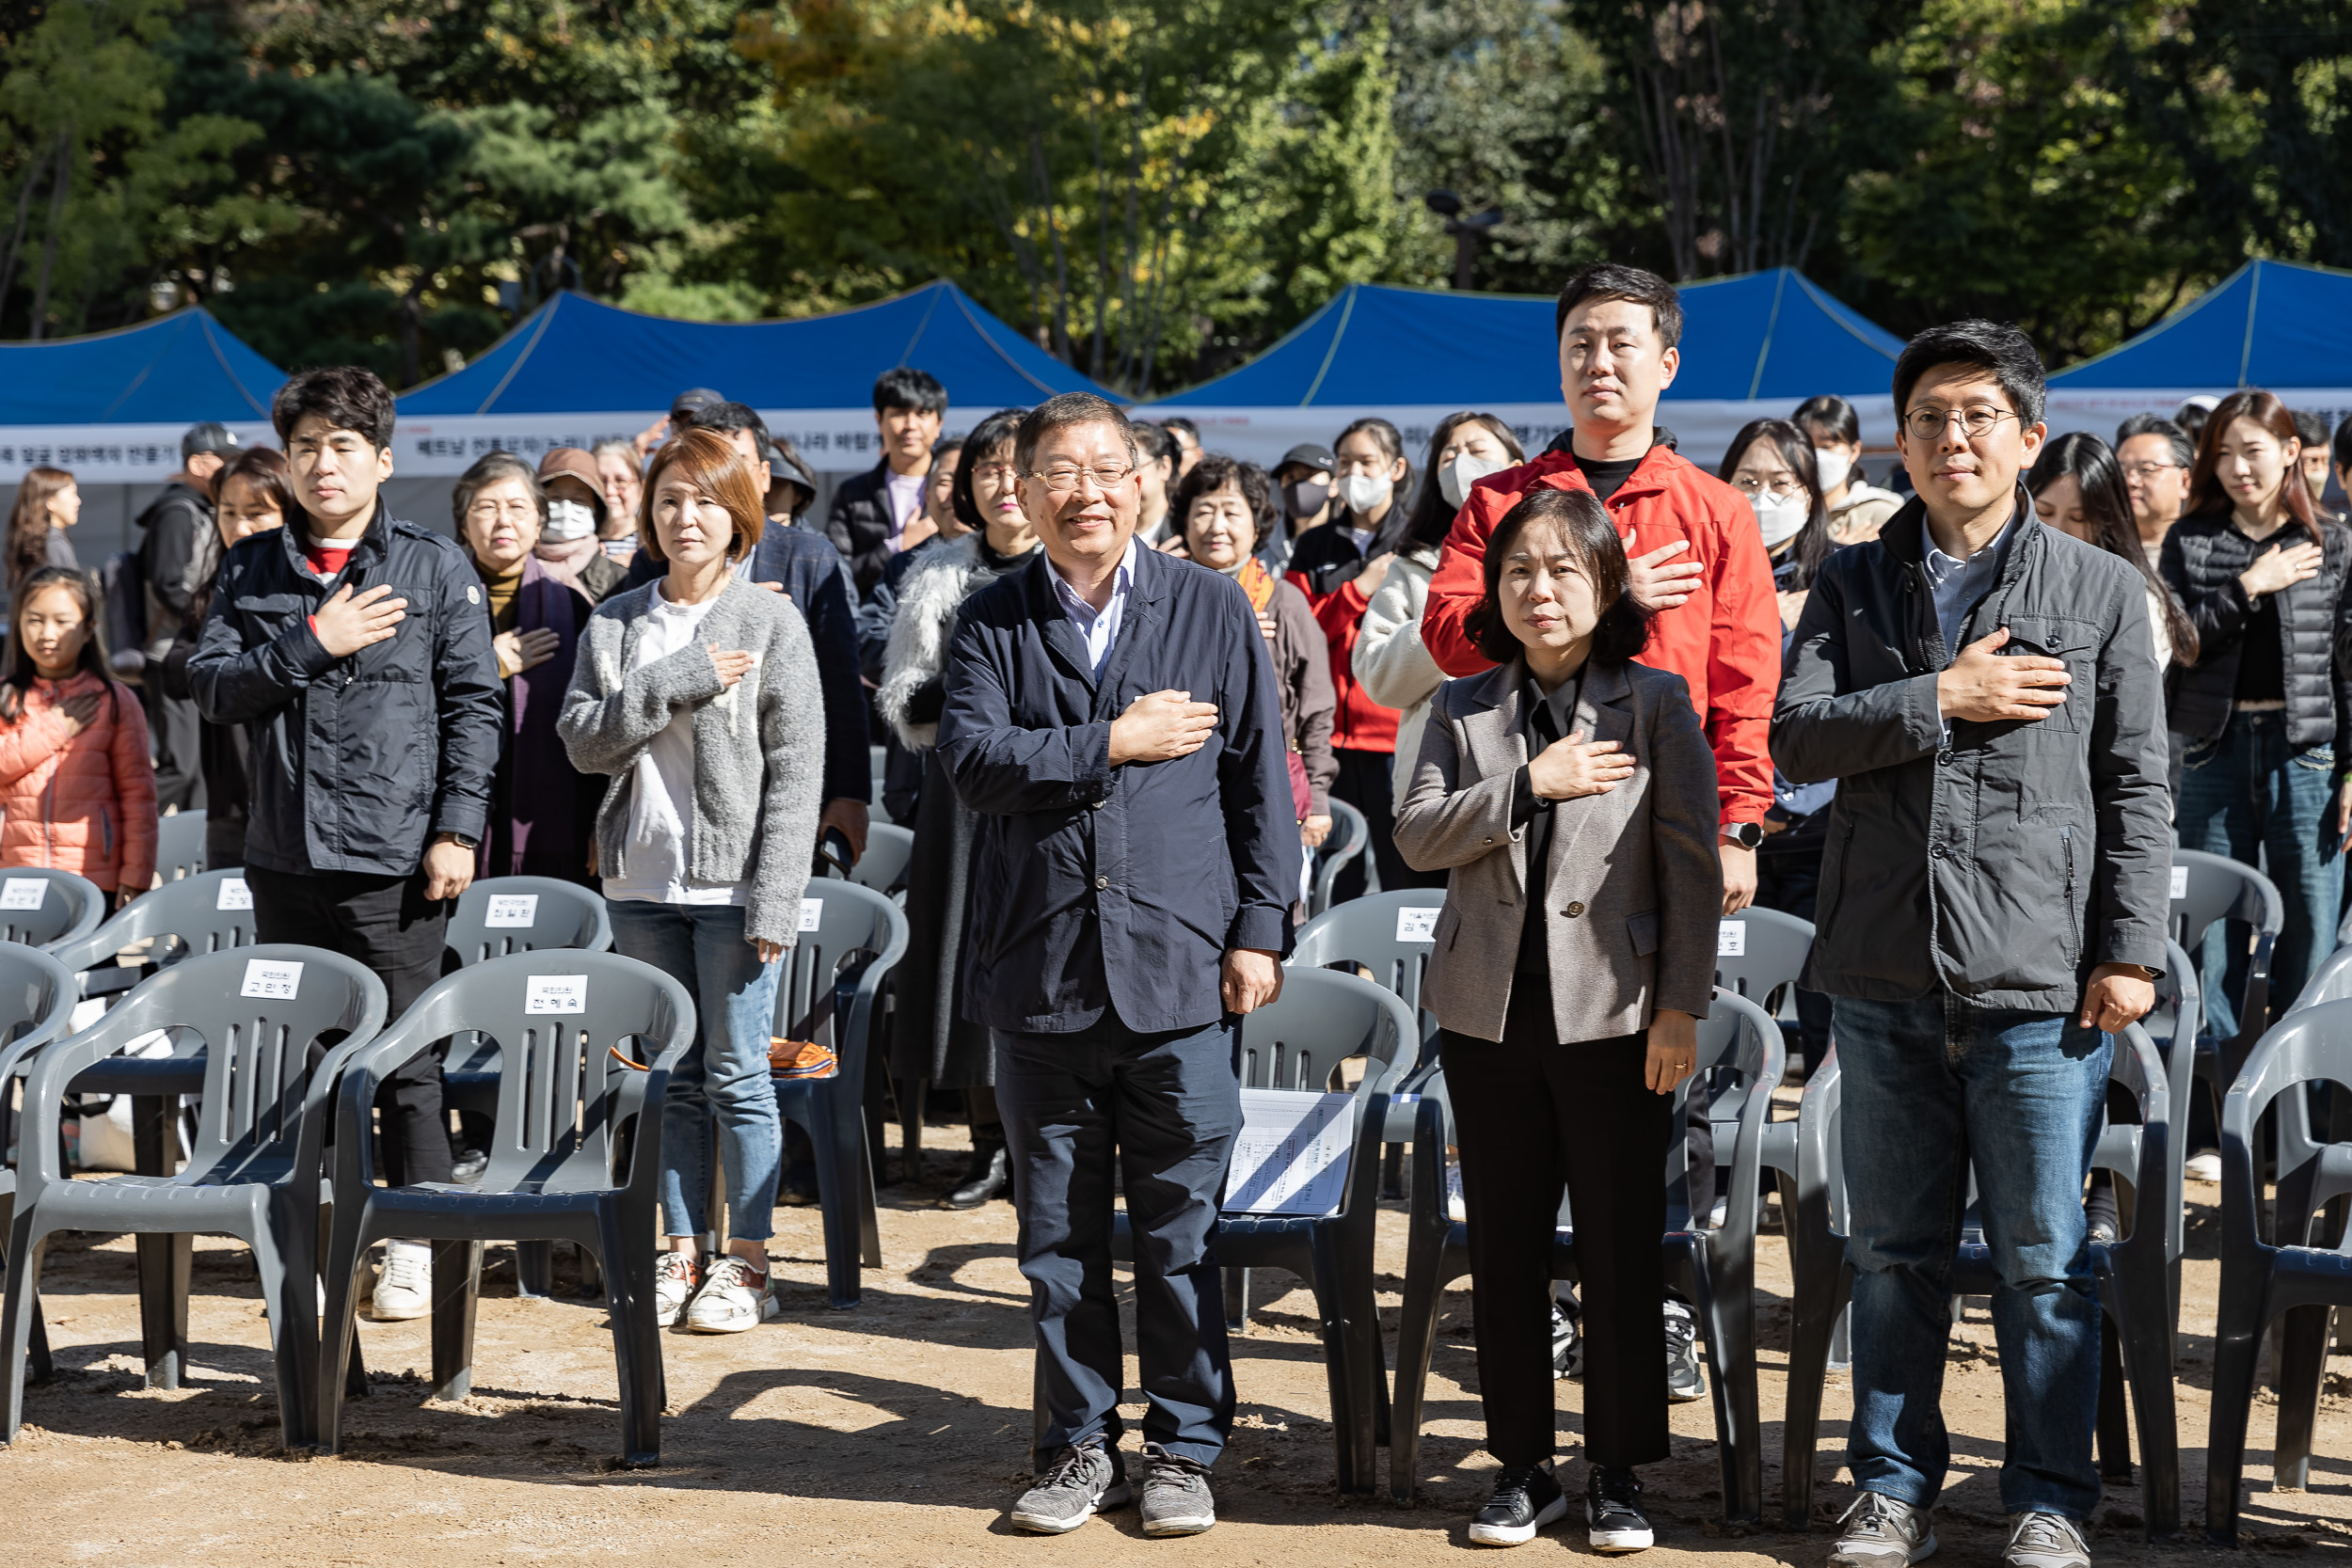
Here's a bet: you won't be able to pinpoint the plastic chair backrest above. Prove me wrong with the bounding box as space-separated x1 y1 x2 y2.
2171 847 2285 952
0 942 83 1148
153 809 207 882
445 877 612 965
1795 1042 1848 1235
851 824 914 896
2221 998 2352 1246
18 944 386 1203
1711 906 1814 1012
1291 890 1443 1019
0 867 106 952
49 868 262 977
1675 989 1788 1225
1232 965 1412 1098
1311 799 1370 915
772 881 911 1051
2289 943 2352 1014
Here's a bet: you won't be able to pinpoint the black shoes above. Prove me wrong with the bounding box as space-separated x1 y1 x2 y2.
1469 1461 1567 1546
942 1136 1009 1209
1585 1466 1655 1553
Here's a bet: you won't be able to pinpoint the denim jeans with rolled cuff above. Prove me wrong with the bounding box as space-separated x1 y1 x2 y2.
1833 991 2111 1520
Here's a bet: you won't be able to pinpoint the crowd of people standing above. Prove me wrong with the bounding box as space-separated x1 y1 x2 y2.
8 256 2352 1561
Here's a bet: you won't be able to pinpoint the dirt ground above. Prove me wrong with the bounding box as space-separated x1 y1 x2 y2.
8 1131 2352 1568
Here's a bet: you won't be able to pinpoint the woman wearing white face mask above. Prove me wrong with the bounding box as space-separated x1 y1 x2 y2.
1288 416 1424 899
1356 411 1527 814
533 447 628 603
1792 395 1901 546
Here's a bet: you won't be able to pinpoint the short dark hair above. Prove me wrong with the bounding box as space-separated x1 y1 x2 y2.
2292 409 2330 451
212 445 295 521
932 435 966 462
271 365 396 451
873 367 947 417
1132 420 1179 470
1014 392 1137 475
1171 453 1269 548
1791 395 1861 447
693 401 770 442
1892 321 2045 426
2334 414 2352 476
951 408 1026 533
1554 263 1682 350
452 451 545 531
1468 488 1649 665
1161 416 1200 450
2115 413 2194 470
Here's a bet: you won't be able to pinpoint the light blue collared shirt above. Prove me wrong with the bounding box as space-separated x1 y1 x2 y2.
1921 511 2015 656
1045 536 1139 674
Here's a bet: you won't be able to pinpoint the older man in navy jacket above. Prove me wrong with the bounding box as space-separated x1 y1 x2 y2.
939 393 1295 1539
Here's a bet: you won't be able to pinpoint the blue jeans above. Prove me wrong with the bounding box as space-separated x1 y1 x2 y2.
2175 710 2342 1038
1833 993 2112 1520
607 900 783 1242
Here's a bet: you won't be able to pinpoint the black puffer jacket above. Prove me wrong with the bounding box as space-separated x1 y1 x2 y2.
2157 510 2352 751
187 502 503 877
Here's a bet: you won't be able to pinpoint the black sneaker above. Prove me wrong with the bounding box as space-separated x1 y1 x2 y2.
1469 1461 1566 1546
1662 1299 1706 1403
1586 1466 1655 1553
1009 1440 1131 1534
1551 1295 1584 1379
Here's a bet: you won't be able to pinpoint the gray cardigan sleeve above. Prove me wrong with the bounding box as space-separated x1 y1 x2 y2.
559 611 727 777
745 608 827 949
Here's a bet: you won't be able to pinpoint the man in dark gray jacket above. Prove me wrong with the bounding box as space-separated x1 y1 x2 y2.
1772 323 2171 1568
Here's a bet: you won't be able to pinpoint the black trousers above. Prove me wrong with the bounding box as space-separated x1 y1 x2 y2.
994 1013 1241 1468
1327 746 1443 902
247 864 456 1187
1443 985 1673 1469
138 681 206 815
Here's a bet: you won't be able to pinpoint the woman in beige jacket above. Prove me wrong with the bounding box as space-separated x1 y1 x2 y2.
1392 487 1721 1555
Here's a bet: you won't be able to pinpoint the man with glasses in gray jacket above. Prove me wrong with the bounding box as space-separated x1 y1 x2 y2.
1773 322 2171 1568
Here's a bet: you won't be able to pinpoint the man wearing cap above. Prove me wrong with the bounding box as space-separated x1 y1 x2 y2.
134 420 243 811
1259 442 1333 576
533 448 627 602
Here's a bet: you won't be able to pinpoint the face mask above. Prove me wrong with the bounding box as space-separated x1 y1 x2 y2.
1752 491 1809 548
541 498 597 541
1812 447 1852 493
1439 451 1511 509
1339 472 1392 516
1281 478 1330 519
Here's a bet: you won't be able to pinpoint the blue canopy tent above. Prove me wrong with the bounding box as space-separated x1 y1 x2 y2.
392 281 1113 476
0 309 284 483
1136 269 1907 467
2043 259 2352 442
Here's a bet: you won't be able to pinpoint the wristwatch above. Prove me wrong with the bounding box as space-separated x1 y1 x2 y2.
1719 822 1764 849
435 832 480 851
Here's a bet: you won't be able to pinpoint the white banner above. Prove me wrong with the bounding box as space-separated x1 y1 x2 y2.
390 410 924 477
0 421 276 483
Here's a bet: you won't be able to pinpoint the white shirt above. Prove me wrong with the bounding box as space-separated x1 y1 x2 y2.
1045 536 1138 674
602 577 746 907
883 467 927 552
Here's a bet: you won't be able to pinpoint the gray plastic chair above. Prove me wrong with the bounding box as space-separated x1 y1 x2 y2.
1780 1023 2179 1537
0 945 387 1449
845 822 913 897
1030 966 1412 1497
1292 888 1445 1196
0 943 84 1386
53 867 265 1002
0 867 106 954
1309 798 1369 916
153 809 207 882
1390 988 1784 1520
317 950 694 1467
2206 998 2352 1543
2172 847 2284 1131
768 881 908 1309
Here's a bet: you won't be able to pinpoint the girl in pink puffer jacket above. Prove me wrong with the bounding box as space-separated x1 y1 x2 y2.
0 566 156 902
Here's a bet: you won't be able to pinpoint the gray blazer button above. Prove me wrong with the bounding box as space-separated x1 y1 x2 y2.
1565 900 1585 917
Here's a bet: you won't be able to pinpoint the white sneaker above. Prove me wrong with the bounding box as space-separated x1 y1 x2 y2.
2185 1152 2222 1183
371 1241 432 1322
653 1252 700 1326
2003 1513 2089 1568
686 1255 778 1333
1445 1158 1468 1223
1832 1493 1937 1567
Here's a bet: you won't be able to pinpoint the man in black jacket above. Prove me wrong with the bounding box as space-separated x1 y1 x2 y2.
939 393 1294 1539
134 421 241 811
189 366 502 1324
826 367 946 595
1773 324 2170 1568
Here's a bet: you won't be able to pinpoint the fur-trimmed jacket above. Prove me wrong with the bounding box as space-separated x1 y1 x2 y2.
877 533 1039 750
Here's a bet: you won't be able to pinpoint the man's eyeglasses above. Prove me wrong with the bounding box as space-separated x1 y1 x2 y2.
1901 405 2020 442
1729 475 1805 500
1025 464 1136 496
2120 462 2184 481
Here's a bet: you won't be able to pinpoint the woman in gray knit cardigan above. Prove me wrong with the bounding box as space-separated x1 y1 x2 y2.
559 427 824 1335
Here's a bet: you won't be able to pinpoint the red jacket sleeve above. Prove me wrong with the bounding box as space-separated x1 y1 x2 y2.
1702 504 1781 826
1422 492 1502 676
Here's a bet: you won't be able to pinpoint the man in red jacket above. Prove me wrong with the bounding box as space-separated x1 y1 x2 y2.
1420 263 1779 911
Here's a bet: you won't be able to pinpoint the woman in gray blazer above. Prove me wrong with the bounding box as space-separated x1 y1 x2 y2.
1393 487 1722 1554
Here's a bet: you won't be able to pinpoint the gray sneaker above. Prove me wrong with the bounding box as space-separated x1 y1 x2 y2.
1832 1493 1938 1568
1138 1444 1216 1537
2003 1513 2089 1568
1009 1440 1131 1534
